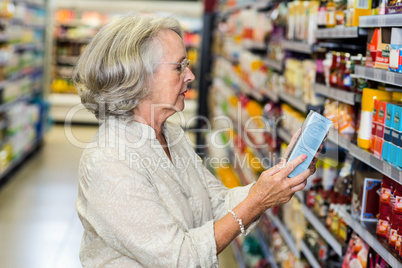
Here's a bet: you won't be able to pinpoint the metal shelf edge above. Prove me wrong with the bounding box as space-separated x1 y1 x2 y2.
341 208 402 268
360 14 402 28
282 40 313 54
315 27 359 39
266 210 301 259
355 66 402 87
349 143 402 184
256 228 279 268
300 241 322 268
278 92 308 113
301 205 343 256
231 240 247 268
313 83 357 105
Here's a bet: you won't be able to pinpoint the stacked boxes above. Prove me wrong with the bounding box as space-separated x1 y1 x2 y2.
372 100 387 157
389 106 402 165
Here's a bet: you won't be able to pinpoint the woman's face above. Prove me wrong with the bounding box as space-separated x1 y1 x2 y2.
147 29 195 117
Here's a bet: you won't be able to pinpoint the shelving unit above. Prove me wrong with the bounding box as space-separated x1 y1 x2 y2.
300 203 344 256
349 144 402 184
209 2 402 267
300 240 321 268
231 240 247 268
326 128 352 151
255 228 279 268
313 83 362 105
266 210 301 259
359 14 402 27
0 0 48 184
355 66 402 87
282 40 313 54
278 92 322 114
340 208 401 268
264 58 283 72
315 27 366 39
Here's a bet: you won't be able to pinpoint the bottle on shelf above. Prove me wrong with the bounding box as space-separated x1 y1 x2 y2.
329 51 340 88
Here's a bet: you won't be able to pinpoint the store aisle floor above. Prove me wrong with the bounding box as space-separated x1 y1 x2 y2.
0 125 238 268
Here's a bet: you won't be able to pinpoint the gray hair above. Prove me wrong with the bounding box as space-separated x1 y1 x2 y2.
72 14 183 120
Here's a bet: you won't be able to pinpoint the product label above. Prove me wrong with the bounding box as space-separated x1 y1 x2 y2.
389 228 398 246
384 127 392 141
376 124 385 138
377 219 389 237
379 109 385 120
395 196 402 212
391 131 400 145
387 109 392 121
395 113 400 124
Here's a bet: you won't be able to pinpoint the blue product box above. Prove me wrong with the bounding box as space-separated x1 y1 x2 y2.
285 111 332 178
382 103 394 162
389 105 401 166
389 44 402 73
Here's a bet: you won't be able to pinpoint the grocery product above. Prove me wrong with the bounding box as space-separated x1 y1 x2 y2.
284 111 332 178
357 88 391 150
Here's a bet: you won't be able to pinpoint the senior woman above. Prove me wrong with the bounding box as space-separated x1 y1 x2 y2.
74 14 315 267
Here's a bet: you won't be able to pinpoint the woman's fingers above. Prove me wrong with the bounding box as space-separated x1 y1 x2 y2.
280 154 307 177
287 168 310 187
263 163 283 177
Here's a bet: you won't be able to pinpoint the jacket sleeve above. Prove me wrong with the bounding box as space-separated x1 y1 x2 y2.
77 153 219 268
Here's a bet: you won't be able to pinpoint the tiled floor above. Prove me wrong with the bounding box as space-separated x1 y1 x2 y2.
0 124 238 268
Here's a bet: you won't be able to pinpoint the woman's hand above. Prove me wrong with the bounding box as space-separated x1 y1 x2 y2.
248 154 312 212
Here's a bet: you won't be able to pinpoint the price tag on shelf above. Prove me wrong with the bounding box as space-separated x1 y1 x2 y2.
386 71 395 84
374 69 382 81
383 162 392 178
379 16 386 26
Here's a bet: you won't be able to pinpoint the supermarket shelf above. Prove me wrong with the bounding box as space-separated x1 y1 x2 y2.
277 127 292 144
313 83 362 105
355 66 402 87
263 58 283 72
256 228 279 268
56 55 79 65
359 14 402 27
340 208 402 268
266 210 301 259
349 143 402 184
244 41 266 51
261 89 279 102
300 240 321 268
282 40 313 54
327 128 351 151
278 92 307 113
315 27 365 39
0 139 42 183
301 204 344 256
231 240 246 268
0 94 34 113
279 92 322 113
13 42 43 51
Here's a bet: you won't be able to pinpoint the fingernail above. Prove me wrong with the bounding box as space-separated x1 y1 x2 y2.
302 154 307 160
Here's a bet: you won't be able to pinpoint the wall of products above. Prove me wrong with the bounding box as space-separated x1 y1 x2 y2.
0 0 48 184
207 0 402 267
